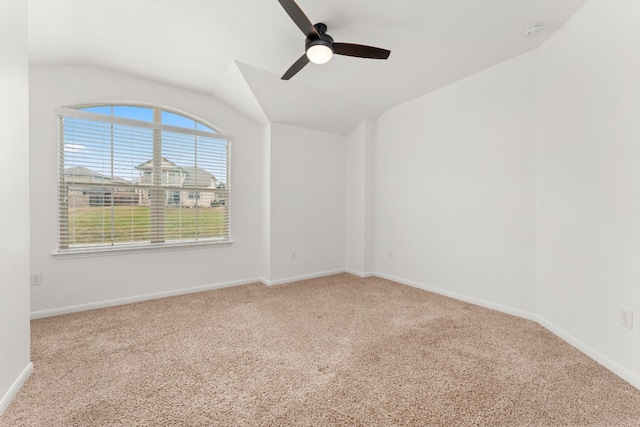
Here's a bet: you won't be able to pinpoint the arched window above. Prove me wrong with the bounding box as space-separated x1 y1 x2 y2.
56 103 231 251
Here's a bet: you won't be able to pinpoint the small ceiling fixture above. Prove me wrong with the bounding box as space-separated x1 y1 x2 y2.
307 44 333 64
524 25 544 38
305 27 334 64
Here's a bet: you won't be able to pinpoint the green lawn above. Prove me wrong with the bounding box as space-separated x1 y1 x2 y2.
68 206 227 246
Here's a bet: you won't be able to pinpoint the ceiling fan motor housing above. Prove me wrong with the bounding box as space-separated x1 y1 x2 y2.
306 23 334 52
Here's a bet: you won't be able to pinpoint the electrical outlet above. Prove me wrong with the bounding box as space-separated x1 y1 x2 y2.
290 252 296 261
620 308 633 330
30 272 43 286
388 251 394 260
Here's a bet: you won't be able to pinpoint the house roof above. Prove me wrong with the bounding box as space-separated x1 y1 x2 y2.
64 166 130 184
135 157 180 171
180 166 216 187
65 166 100 177
135 159 216 187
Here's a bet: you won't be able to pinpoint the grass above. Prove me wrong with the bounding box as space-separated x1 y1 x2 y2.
68 205 227 246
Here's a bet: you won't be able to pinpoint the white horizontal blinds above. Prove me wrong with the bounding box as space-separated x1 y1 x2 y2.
59 110 154 248
57 105 231 250
160 110 230 242
150 107 164 244
58 115 69 249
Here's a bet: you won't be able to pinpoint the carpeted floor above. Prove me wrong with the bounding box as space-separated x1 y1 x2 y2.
2 273 640 426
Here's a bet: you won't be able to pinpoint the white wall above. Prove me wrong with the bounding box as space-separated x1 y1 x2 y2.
29 66 263 316
374 51 538 316
0 0 32 414
345 119 374 276
371 0 640 387
266 123 346 284
537 0 640 386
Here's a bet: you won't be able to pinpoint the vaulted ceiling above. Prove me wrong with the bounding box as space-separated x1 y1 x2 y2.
29 0 588 135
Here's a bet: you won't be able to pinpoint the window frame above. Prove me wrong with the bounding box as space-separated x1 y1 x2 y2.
54 103 233 256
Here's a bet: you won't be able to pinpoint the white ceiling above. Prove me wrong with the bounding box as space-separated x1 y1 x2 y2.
29 0 588 135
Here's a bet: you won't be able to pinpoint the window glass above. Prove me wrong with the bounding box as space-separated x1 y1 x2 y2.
80 105 111 115
196 121 216 132
58 103 230 251
113 105 154 122
162 110 216 133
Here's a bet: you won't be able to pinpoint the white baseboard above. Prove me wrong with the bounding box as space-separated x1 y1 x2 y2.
374 272 640 392
0 362 33 416
32 269 356 318
374 272 537 321
261 269 348 286
344 268 375 278
30 278 261 319
536 316 640 390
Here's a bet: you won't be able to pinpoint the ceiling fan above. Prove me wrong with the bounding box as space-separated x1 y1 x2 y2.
277 0 391 80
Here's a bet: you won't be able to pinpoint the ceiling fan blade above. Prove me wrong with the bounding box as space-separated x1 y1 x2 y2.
281 54 310 80
277 0 320 39
333 43 391 60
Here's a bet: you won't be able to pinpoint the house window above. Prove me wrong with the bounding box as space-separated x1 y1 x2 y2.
57 103 231 251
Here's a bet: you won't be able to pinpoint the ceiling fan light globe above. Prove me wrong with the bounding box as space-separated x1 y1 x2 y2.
307 44 333 64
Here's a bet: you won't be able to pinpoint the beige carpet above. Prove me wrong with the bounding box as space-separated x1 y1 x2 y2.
2 274 640 426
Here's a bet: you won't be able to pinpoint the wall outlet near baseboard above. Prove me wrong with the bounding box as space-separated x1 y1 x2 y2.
290 252 296 261
388 251 394 260
620 308 633 329
30 272 43 286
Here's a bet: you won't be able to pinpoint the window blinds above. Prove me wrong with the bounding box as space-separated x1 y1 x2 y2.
56 106 231 251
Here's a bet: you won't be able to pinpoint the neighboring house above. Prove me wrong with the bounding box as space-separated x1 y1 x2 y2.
64 166 135 207
135 158 222 208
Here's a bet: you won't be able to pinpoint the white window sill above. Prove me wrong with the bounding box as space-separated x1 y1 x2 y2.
52 239 233 259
